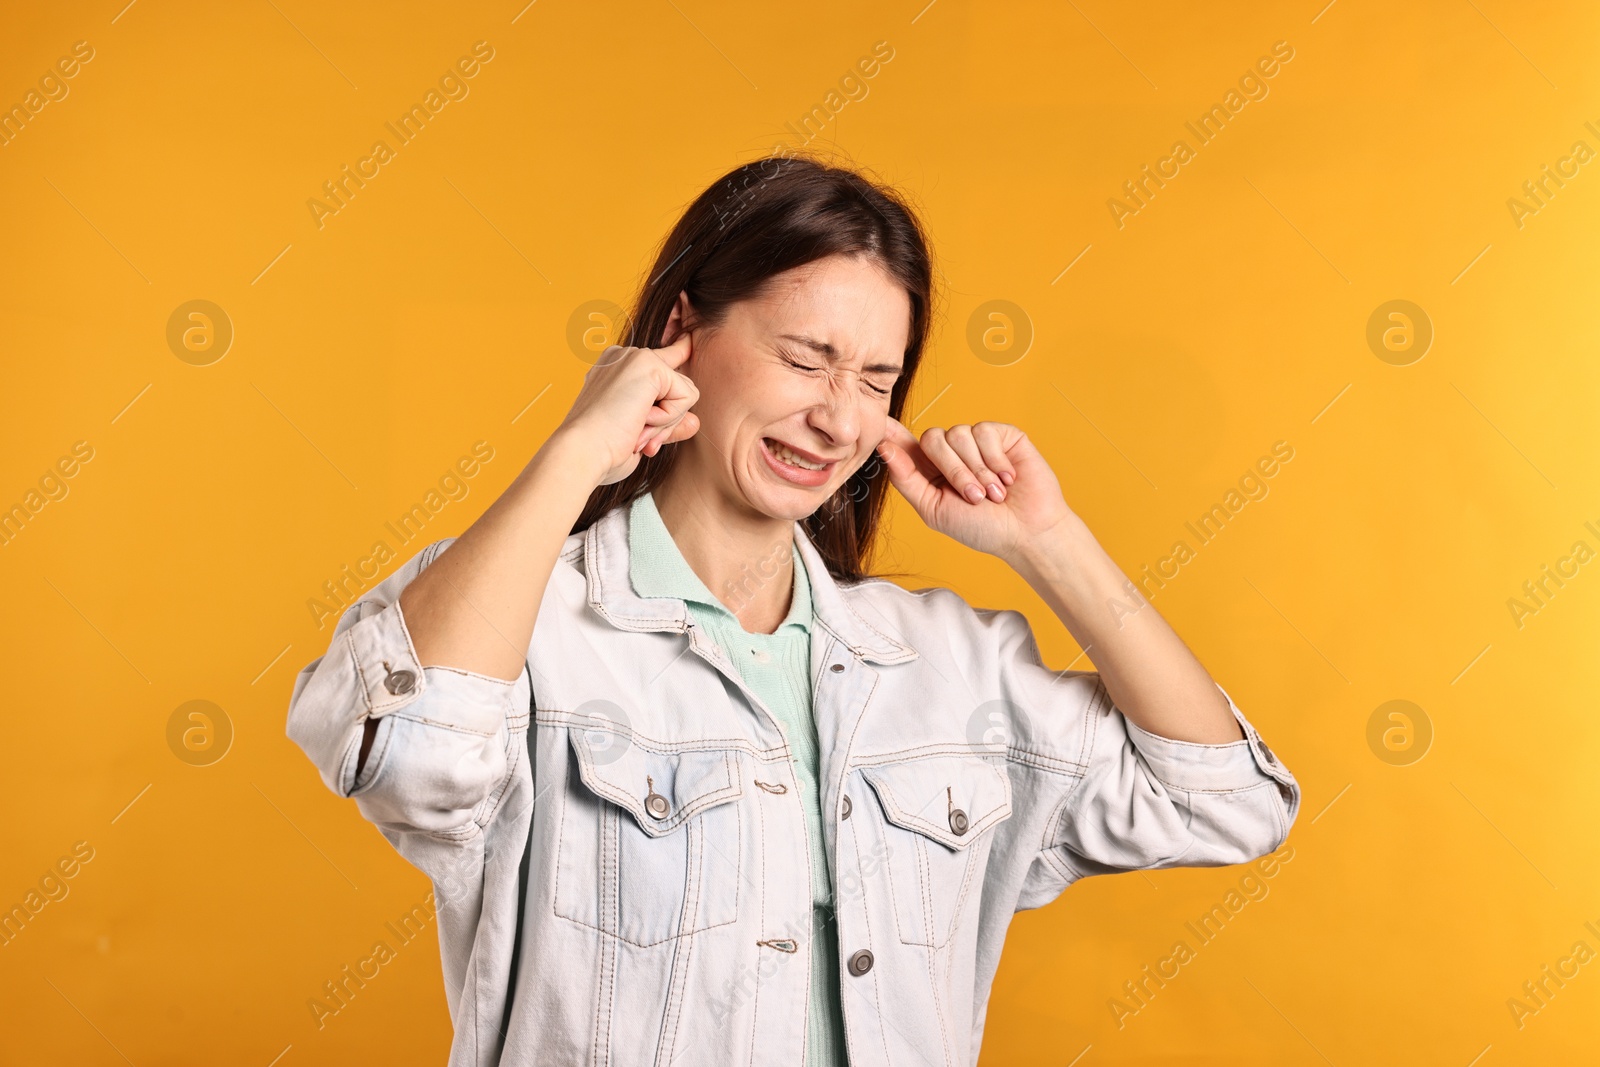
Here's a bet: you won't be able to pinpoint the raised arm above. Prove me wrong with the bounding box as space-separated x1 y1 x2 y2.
286 332 703 834
874 414 1241 744
399 331 701 683
1002 513 1243 744
874 415 1295 899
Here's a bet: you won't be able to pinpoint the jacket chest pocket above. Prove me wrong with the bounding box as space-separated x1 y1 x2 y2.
860 754 1012 948
553 727 745 947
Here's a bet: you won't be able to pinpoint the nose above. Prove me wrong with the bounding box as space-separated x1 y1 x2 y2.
805 372 860 449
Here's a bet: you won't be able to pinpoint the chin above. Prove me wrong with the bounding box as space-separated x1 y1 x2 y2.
746 480 833 522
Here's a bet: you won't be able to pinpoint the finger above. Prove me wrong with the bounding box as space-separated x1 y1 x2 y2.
877 416 938 477
918 427 988 505
653 329 695 370
637 418 673 451
643 412 699 455
659 361 699 409
973 422 1017 488
873 417 939 503
641 389 693 427
876 417 945 486
594 342 631 369
640 424 670 454
636 373 698 451
943 425 1006 503
878 414 919 453
673 411 700 440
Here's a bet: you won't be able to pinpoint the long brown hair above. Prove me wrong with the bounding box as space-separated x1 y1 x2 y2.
568 153 936 584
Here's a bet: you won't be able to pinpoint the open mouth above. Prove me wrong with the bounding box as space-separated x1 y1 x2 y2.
760 437 836 487
763 438 829 471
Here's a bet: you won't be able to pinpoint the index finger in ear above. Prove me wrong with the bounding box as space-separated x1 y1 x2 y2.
655 329 695 367
880 415 919 450
877 417 942 483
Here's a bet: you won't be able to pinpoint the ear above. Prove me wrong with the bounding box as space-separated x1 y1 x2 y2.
660 290 695 347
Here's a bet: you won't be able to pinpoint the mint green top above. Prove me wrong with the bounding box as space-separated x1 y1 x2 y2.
628 490 847 1067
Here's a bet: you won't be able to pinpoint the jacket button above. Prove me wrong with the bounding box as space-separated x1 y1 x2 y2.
645 791 670 819
841 795 852 820
1259 741 1277 765
830 663 845 673
949 808 969 835
847 949 873 976
383 669 416 695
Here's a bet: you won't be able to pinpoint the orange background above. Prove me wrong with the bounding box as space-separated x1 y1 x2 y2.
2 1 1597 1064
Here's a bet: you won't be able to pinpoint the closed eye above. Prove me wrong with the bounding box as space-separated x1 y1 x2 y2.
779 349 894 396
779 352 822 375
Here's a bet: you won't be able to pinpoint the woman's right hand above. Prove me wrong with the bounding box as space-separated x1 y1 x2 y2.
552 330 702 487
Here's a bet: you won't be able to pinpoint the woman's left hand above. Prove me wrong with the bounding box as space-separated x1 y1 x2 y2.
873 416 1075 564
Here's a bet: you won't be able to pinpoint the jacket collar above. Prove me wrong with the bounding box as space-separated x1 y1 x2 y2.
584 498 918 665
627 489 812 635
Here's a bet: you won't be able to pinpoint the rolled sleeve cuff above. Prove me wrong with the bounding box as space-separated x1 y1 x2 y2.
348 597 519 729
1122 682 1297 802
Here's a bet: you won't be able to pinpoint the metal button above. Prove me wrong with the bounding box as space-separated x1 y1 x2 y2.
829 663 845 673
841 795 852 820
1259 740 1277 765
949 808 969 835
383 668 416 695
645 791 670 819
847 949 874 976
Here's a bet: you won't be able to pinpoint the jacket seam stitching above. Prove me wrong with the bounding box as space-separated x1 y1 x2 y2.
346 629 373 715
537 715 789 759
852 814 895 1067
474 716 526 830
1040 685 1104 851
926 887 953 1065
655 820 698 1067
746 775 766 1067
852 743 1016 764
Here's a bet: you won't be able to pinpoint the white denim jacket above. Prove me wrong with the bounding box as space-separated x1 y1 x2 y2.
286 501 1300 1067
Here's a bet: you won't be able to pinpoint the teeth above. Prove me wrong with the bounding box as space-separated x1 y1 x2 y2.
769 439 826 471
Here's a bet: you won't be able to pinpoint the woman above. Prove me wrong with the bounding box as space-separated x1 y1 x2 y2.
287 156 1299 1067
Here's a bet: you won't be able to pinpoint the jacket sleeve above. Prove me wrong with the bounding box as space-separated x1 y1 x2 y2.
967 604 1299 900
1046 676 1299 875
285 537 531 844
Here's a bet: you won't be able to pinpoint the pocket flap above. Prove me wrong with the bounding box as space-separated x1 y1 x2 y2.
861 755 1012 851
567 727 743 838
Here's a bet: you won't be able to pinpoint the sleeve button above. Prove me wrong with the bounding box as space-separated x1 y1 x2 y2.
383 669 416 695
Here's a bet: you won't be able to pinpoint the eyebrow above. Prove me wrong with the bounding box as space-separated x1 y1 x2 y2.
778 333 903 375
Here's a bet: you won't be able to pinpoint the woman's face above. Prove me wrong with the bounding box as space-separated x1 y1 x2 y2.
667 253 911 522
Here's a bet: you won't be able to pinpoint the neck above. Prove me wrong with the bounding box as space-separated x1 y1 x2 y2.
652 472 798 635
